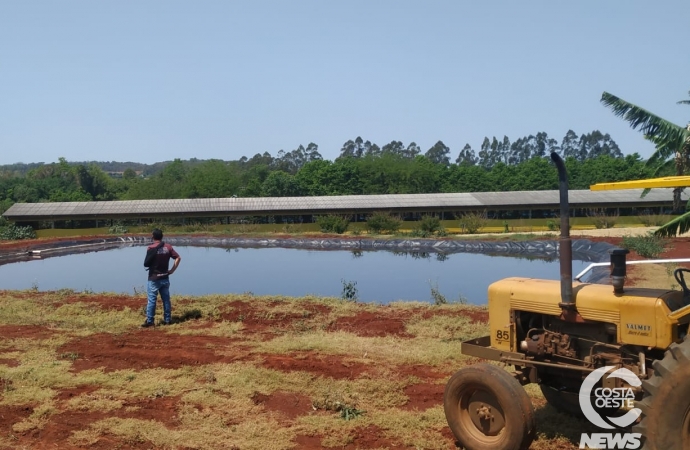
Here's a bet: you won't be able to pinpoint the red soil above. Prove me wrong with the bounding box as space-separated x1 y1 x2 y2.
57 332 242 372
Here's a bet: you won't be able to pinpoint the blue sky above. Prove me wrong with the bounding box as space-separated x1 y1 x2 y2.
0 1 688 165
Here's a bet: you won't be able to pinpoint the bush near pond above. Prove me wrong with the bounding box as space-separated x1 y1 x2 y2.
458 211 488 234
0 224 36 240
316 215 350 234
365 212 402 234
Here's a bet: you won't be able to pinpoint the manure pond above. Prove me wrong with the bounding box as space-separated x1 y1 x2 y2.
0 244 594 304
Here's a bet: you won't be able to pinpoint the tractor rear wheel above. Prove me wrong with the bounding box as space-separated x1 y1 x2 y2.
634 338 690 449
444 363 536 450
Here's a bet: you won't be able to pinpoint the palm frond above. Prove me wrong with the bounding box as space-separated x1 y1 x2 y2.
645 141 676 168
601 92 688 146
654 212 690 238
649 158 678 177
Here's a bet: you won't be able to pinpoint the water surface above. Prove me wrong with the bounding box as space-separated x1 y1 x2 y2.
0 246 591 304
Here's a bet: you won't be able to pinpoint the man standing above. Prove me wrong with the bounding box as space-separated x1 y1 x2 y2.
142 228 181 327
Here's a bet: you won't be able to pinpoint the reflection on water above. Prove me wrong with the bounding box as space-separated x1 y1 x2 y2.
0 245 590 304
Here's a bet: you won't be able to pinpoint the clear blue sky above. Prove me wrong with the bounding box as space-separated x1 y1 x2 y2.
1 1 688 166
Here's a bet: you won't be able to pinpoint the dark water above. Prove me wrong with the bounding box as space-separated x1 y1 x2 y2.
0 246 590 304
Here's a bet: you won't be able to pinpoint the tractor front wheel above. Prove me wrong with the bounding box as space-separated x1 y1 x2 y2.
635 338 690 449
443 363 536 450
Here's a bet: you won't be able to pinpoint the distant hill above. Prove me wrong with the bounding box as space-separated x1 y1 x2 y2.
0 161 175 176
0 159 216 177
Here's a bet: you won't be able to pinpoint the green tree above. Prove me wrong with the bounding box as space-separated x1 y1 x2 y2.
455 143 477 166
601 91 690 217
184 160 240 198
261 171 301 197
561 129 580 159
296 159 333 196
122 168 137 180
425 140 451 165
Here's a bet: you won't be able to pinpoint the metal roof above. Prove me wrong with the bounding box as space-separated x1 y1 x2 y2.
2 189 685 221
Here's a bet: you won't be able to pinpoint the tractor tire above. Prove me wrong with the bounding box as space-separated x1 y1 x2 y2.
444 363 536 450
634 338 690 449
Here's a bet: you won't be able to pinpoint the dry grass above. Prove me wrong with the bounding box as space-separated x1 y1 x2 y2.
0 290 597 449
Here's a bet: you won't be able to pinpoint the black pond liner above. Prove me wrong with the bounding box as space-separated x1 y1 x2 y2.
0 236 617 285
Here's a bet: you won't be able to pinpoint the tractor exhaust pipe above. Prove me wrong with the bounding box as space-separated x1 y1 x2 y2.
610 248 629 294
550 152 574 311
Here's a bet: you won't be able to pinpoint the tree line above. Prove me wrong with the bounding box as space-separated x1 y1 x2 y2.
0 129 654 219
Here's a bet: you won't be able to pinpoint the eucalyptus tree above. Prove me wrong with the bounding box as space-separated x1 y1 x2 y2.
425 140 451 165
455 143 477 166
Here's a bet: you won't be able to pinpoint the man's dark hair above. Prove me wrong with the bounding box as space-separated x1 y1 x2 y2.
152 228 163 241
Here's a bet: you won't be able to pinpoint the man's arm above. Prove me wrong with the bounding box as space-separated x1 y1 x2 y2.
168 256 181 275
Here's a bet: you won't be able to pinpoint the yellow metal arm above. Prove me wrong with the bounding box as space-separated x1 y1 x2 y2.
590 176 690 191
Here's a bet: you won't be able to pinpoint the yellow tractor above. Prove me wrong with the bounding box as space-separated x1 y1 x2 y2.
443 153 690 450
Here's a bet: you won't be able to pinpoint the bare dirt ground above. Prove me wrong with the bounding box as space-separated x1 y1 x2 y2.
0 229 689 449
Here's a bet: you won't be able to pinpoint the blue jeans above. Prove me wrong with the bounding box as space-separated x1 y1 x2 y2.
146 279 171 323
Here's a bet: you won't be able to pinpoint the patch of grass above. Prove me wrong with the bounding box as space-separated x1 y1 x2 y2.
405 311 488 341
312 390 364 419
11 401 57 433
58 352 79 361
0 289 585 449
65 392 124 412
622 232 667 258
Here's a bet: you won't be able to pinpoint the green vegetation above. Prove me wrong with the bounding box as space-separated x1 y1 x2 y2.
0 224 36 240
622 232 667 258
365 212 402 235
107 223 128 234
587 208 618 229
0 132 653 215
459 211 488 234
340 279 359 302
413 215 445 237
316 215 350 234
601 91 690 236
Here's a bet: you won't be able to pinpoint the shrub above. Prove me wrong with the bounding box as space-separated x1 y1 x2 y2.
0 224 36 240
588 209 618 229
182 222 215 233
408 228 431 238
638 213 672 227
429 280 447 305
316 215 350 234
546 219 560 231
365 212 401 235
622 232 667 259
108 223 128 234
341 279 358 302
459 211 488 234
419 215 442 234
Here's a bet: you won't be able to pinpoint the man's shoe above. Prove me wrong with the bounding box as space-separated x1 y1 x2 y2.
162 321 172 326
141 321 154 328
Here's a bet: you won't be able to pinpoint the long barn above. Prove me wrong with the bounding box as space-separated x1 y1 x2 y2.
2 189 685 226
